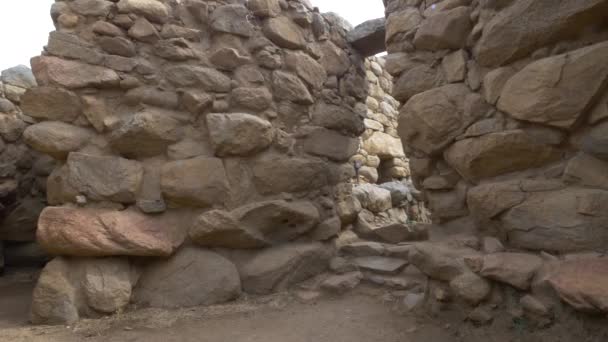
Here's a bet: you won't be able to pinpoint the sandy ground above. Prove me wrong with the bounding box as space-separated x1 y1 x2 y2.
2 269 608 342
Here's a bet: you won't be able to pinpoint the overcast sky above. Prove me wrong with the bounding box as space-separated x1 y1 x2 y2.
0 1 385 71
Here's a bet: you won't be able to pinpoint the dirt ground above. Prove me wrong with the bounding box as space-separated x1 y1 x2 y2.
1 269 608 342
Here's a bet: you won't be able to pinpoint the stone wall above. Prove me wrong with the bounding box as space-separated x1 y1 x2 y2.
0 66 52 274
384 0 608 320
22 0 376 325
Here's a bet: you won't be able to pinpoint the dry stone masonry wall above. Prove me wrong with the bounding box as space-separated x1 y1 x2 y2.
0 66 53 275
384 0 608 322
21 0 379 325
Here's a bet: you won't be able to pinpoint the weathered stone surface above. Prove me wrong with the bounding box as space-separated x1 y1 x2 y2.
564 153 608 190
210 48 251 71
413 7 471 51
252 157 329 195
503 188 608 253
409 242 480 281
237 242 333 294
70 0 114 17
498 42 608 128
303 128 359 162
581 121 608 161
134 247 241 308
210 4 253 37
311 217 341 241
99 36 137 57
20 87 82 122
207 113 273 157
233 200 320 244
352 256 408 275
66 153 144 203
362 132 405 159
30 257 80 325
340 241 386 257
247 0 281 18
1 65 36 89
165 65 231 92
117 0 169 23
128 17 160 42
548 258 608 313
263 17 306 49
0 198 45 241
398 84 480 155
284 51 327 90
318 41 351 76
190 210 268 249
312 102 364 135
31 56 120 89
160 157 229 207
444 130 561 182
474 0 608 66
467 181 526 221
321 272 363 292
82 258 133 314
392 64 445 103
23 122 92 159
272 71 313 105
109 109 182 158
449 272 491 304
230 87 272 111
347 18 386 57
37 207 187 257
442 50 467 83
480 253 543 290
482 66 516 105
385 8 422 44
353 184 392 213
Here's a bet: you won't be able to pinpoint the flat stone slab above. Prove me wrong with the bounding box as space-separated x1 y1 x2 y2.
347 18 386 57
353 256 408 275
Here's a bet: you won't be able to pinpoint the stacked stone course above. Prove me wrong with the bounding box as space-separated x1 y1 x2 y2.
16 0 429 325
384 0 608 323
0 66 52 274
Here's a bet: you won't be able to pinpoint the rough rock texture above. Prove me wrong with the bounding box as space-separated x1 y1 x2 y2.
385 0 608 317
23 0 376 324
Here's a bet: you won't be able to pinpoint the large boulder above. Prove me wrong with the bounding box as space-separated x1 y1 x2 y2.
23 121 93 159
236 242 333 294
117 0 169 23
232 200 320 244
311 102 365 136
362 132 405 159
474 0 608 66
133 247 241 308
413 6 471 51
444 130 561 182
263 16 306 49
480 253 543 290
37 207 189 257
31 56 120 89
302 128 360 162
20 87 82 122
251 157 329 195
398 84 482 155
271 71 313 105
548 258 608 313
210 4 253 37
109 109 183 158
563 153 608 190
31 257 135 325
353 184 392 213
409 242 481 281
190 210 268 249
467 180 526 221
347 18 386 57
581 121 608 161
164 65 231 92
247 0 281 17
1 65 36 89
160 157 229 207
66 153 143 203
206 113 273 157
498 42 608 128
284 51 327 90
503 188 608 253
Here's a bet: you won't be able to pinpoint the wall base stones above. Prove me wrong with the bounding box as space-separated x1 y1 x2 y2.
384 0 608 321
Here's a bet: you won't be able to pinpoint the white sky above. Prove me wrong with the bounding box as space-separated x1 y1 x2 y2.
0 0 385 71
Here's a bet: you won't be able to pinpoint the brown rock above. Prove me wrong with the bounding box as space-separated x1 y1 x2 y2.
252 157 329 195
99 36 137 57
480 253 543 290
20 87 82 122
548 258 608 313
409 242 481 281
210 4 253 37
318 41 351 76
449 272 491 304
467 180 526 221
160 157 229 207
128 17 160 42
134 247 241 308
284 51 327 90
190 210 268 249
413 7 471 51
311 102 364 136
165 65 231 92
24 122 93 159
385 8 422 44
207 113 273 157
31 56 120 89
66 153 144 203
117 0 169 23
563 153 608 190
263 17 306 49
303 128 360 162
444 130 561 182
498 42 608 128
321 272 363 292
37 207 187 257
210 48 251 71
230 87 272 111
271 71 313 105
247 0 281 17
